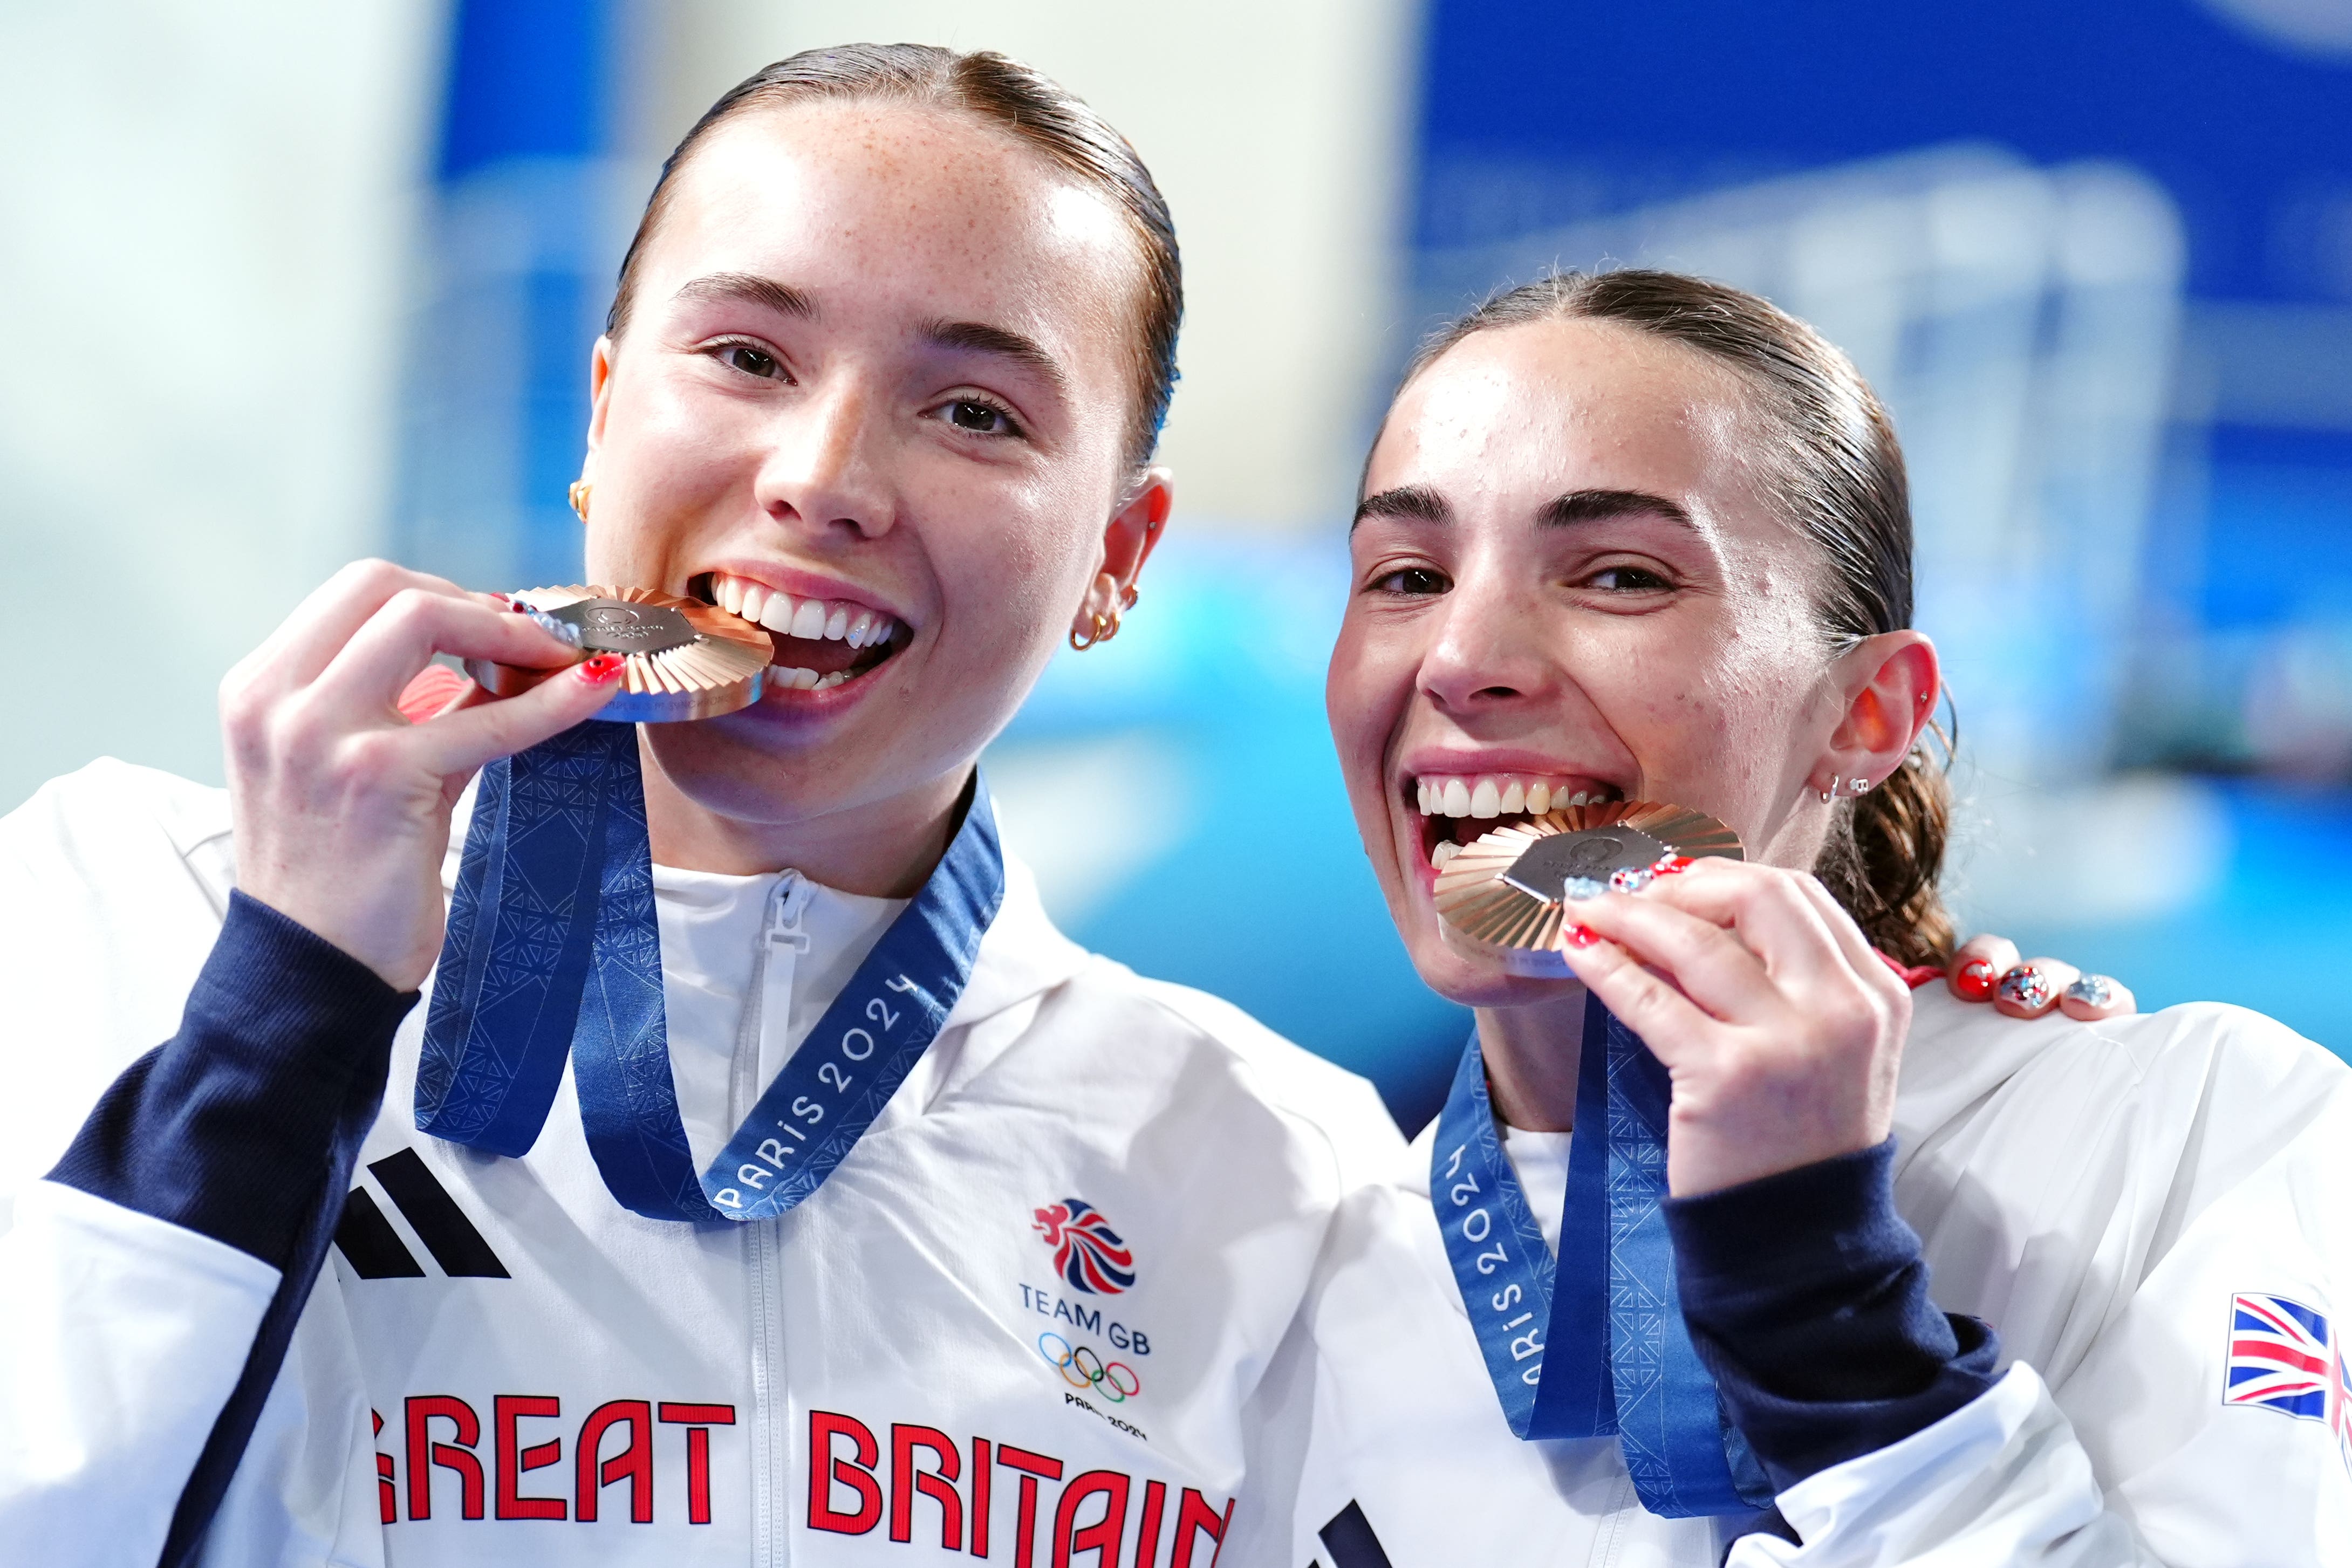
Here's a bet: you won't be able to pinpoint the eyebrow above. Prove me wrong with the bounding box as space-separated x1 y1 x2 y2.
1540 489 1695 530
1351 485 1450 531
672 271 816 319
1350 484 1695 534
920 318 1069 395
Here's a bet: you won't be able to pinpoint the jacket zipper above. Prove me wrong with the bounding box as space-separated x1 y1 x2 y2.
740 872 811 1567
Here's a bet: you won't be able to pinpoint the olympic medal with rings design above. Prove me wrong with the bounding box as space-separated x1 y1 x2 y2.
1037 1332 1142 1402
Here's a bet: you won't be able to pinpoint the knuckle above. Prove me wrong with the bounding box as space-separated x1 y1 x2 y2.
382 586 441 628
340 557 402 595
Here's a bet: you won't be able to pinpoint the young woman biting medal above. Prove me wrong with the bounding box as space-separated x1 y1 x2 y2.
1299 270 2350 1565
0 46 2115 1568
0 45 1414 1566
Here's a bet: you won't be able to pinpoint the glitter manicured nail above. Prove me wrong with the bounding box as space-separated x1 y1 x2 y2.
1998 965 2053 1010
2065 974 2115 1008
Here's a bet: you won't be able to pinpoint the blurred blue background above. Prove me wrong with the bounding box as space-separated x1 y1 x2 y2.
9 0 2352 1133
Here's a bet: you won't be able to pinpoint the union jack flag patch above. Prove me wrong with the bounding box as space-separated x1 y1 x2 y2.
2224 1291 2351 1472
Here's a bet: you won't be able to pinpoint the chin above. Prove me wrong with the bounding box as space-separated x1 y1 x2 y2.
1405 919 1585 1011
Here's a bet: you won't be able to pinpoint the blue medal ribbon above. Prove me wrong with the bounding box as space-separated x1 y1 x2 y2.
419 722 1004 1223
1432 994 1772 1517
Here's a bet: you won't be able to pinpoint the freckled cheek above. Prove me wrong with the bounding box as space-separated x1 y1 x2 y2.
928 493 1086 655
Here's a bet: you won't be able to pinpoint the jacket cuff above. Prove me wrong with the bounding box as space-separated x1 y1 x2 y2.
1664 1139 2002 1491
47 889 417 1269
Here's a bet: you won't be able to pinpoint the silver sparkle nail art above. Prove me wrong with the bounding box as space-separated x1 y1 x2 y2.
1561 875 1607 901
1998 966 2054 1009
521 606 584 647
2065 974 2114 1008
1608 864 1656 894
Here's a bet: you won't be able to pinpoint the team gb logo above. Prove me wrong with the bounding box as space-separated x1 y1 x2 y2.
1032 1198 1137 1295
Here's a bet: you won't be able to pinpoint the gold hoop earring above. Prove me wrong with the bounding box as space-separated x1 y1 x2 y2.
1069 611 1113 652
568 481 593 521
1119 584 1139 612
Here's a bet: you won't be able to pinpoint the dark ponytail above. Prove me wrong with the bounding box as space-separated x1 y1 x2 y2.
1398 270 1958 964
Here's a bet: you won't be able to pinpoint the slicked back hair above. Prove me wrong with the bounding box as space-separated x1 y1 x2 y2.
607 43 1181 476
1396 270 1956 963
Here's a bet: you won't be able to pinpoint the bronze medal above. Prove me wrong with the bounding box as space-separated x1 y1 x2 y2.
1433 800 1744 976
467 585 774 723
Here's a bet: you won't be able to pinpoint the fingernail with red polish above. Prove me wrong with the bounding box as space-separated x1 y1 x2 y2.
579 653 625 683
1954 958 1997 1001
1563 925 1598 949
1652 855 1694 876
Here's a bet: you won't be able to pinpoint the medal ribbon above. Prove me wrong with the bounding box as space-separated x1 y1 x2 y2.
1432 994 1773 1517
418 721 1004 1222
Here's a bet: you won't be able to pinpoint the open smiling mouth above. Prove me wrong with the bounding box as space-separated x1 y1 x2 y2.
693 571 910 693
1410 773 1624 869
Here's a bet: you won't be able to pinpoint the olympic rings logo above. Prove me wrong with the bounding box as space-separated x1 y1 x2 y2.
1037 1332 1141 1402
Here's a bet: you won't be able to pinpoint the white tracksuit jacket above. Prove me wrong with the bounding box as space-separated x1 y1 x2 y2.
1303 974 2352 1565
4 759 2350 1566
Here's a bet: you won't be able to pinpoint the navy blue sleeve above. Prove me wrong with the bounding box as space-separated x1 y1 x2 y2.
49 889 416 1266
46 888 418 1567
1664 1139 2001 1493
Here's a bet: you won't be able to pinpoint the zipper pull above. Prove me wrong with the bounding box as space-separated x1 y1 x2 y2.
765 869 813 950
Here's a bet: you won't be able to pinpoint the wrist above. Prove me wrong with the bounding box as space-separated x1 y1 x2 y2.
235 879 429 992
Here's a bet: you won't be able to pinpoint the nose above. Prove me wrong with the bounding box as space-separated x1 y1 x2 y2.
751 375 897 542
1418 567 1557 716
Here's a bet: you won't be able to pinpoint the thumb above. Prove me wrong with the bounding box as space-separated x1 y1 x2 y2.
413 655 625 776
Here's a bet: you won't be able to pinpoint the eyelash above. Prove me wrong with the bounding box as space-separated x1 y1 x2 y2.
1585 563 1674 593
698 341 1026 443
1365 563 1448 596
927 393 1027 441
706 337 788 381
1360 561 1679 597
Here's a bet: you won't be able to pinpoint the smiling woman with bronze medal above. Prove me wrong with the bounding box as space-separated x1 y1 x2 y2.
0 45 1430 1565
1305 269 2351 1563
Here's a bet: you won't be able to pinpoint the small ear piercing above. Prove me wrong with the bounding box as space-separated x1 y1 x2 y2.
568 480 592 521
1816 774 1875 804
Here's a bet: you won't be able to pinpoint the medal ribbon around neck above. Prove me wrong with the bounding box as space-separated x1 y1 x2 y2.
1433 1000 1772 1517
416 721 1005 1222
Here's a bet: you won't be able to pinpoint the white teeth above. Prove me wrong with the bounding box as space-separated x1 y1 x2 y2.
1431 840 1462 868
710 576 905 651
792 666 820 689
816 670 847 688
1411 774 1616 823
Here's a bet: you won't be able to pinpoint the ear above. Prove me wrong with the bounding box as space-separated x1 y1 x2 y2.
1811 631 1939 796
1073 467 1174 630
583 335 617 471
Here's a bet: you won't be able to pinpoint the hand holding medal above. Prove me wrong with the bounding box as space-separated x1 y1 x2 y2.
1439 802 1909 1199
223 563 632 990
